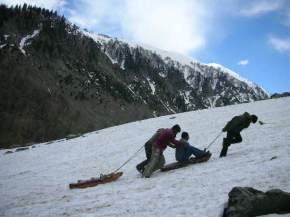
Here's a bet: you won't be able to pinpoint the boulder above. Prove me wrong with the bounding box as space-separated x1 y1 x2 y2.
15 147 29 152
223 187 290 217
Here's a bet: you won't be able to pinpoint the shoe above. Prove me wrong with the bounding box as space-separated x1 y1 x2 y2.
136 165 144 174
201 151 211 158
219 144 228 157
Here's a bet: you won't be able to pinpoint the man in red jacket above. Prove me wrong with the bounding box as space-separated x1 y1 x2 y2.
136 128 164 174
143 124 182 178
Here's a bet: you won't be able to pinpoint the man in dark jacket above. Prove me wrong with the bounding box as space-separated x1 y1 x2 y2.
220 112 258 157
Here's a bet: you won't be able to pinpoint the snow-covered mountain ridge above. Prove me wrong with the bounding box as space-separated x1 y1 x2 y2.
1 97 289 217
83 31 269 99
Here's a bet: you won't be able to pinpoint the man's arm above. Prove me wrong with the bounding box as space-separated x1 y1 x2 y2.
168 143 176 148
170 139 183 147
223 121 231 132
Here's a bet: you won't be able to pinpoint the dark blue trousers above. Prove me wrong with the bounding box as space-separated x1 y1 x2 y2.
177 146 206 162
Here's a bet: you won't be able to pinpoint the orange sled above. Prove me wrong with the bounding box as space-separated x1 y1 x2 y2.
69 172 123 189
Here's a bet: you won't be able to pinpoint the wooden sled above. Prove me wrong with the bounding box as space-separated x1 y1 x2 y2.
160 154 211 172
69 172 123 189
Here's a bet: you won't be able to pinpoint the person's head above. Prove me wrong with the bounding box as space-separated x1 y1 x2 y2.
172 124 181 135
181 132 189 141
251 114 258 123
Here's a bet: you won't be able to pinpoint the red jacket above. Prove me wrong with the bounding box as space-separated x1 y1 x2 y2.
155 128 182 152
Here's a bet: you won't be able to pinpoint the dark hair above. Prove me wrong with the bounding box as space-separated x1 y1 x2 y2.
251 115 258 123
181 132 189 139
172 124 181 133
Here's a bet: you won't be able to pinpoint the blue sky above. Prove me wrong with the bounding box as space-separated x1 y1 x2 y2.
1 0 290 93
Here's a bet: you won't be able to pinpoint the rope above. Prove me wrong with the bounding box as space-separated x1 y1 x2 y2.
112 144 144 173
259 121 276 125
204 131 223 150
112 130 224 173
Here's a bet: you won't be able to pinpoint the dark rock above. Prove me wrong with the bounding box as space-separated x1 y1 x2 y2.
223 187 290 217
32 145 36 148
270 156 278 160
5 150 14 154
15 147 29 152
66 133 82 140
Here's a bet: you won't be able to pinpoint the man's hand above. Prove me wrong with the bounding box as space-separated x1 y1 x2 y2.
168 143 176 148
258 121 265 125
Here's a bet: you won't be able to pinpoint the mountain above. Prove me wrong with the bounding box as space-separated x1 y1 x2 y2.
271 92 290 99
1 97 289 217
0 5 269 148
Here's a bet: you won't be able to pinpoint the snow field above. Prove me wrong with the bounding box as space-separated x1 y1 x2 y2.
1 97 290 217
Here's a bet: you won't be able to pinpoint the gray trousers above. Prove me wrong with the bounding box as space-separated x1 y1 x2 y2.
143 146 165 178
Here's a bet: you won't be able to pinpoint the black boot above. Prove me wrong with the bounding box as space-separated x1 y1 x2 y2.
220 139 229 158
136 164 144 174
219 145 228 157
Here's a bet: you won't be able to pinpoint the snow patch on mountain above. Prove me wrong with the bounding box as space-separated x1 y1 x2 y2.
147 78 156 94
139 43 198 67
0 44 7 49
19 29 40 55
206 63 269 97
207 63 253 86
104 51 118 64
82 31 112 45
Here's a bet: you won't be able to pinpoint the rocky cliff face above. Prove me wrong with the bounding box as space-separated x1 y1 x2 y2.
87 32 269 111
0 4 269 148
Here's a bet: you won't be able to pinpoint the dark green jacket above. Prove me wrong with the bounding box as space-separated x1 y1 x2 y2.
223 112 252 133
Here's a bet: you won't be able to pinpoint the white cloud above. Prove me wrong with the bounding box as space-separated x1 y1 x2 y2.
268 35 290 53
238 59 249 65
63 0 218 55
0 0 66 9
120 0 209 55
66 0 123 30
240 0 283 17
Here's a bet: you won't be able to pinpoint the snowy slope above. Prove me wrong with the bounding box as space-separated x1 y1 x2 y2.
1 97 290 217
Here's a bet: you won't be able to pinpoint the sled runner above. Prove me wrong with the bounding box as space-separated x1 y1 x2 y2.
69 172 123 189
160 153 211 172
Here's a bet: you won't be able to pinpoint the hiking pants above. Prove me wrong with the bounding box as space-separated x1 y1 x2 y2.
143 146 165 178
220 131 242 157
136 141 152 172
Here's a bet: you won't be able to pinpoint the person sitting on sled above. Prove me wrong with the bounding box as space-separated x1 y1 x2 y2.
220 112 258 157
142 124 182 178
175 132 211 162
